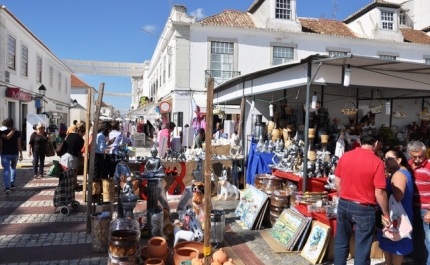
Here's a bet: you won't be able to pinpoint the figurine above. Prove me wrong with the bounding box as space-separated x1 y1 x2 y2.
334 132 345 158
230 134 243 158
173 220 195 245
220 165 228 181
256 135 264 152
192 182 208 219
142 145 166 178
122 177 134 197
217 180 239 200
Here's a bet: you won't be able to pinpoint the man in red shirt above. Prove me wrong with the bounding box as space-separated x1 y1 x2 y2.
334 128 390 265
408 140 430 265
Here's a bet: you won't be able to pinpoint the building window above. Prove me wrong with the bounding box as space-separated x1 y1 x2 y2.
65 77 68 93
21 46 28 77
210 41 234 84
163 56 166 84
273 46 294 65
36 56 42 83
379 55 396 60
381 11 394 30
58 73 61 91
425 58 430 65
168 54 172 78
49 66 53 87
7 36 16 70
329 50 348 57
275 0 291 20
399 12 406 26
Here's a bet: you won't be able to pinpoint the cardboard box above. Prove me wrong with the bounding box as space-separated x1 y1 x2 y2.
324 234 383 262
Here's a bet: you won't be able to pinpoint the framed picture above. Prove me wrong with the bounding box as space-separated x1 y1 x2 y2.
301 221 331 264
269 208 309 250
234 185 269 229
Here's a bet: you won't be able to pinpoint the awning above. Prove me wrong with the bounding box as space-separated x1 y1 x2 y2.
129 102 160 121
193 93 240 114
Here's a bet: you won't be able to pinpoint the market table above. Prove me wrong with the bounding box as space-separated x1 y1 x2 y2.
245 143 276 185
272 169 327 192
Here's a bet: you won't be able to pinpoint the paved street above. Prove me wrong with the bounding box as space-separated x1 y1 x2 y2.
0 144 394 264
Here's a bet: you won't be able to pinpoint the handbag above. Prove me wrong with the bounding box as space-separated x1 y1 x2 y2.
46 142 55 157
383 194 413 241
47 160 63 178
56 136 69 157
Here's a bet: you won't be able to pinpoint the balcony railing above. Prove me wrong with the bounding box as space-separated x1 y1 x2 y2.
205 70 241 88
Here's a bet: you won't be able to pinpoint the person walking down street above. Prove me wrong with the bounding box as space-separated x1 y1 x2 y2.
66 120 77 135
59 122 67 140
334 128 391 265
107 121 123 179
408 140 430 265
0 118 23 194
377 149 414 265
60 121 85 188
194 128 205 148
28 122 49 179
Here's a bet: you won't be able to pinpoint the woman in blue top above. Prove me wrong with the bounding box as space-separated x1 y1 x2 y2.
378 148 414 265
107 121 123 179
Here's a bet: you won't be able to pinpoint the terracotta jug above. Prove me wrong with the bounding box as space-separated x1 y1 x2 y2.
144 258 165 265
212 248 228 264
267 120 275 134
173 247 199 265
147 236 167 258
223 258 236 265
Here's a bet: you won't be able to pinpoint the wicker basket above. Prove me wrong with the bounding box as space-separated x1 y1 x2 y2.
341 101 358 116
392 105 407 119
369 100 382 114
417 106 430 121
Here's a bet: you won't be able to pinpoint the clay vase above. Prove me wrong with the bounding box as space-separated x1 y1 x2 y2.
224 258 236 265
147 237 167 258
212 248 228 264
308 128 316 138
308 150 317 162
173 247 199 265
140 246 149 262
144 258 165 265
271 128 282 141
267 120 275 134
320 135 329 144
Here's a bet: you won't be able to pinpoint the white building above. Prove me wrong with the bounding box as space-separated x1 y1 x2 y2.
70 74 96 124
131 0 430 128
0 6 72 130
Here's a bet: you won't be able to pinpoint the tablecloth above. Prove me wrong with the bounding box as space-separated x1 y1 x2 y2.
245 139 277 184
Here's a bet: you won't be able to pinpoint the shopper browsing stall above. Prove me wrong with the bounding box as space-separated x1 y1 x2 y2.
408 140 430 265
377 149 414 265
194 128 205 148
28 122 49 179
333 128 390 265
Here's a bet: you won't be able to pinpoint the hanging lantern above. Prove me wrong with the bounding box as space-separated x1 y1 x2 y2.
269 101 274 117
251 98 255 111
385 101 391 115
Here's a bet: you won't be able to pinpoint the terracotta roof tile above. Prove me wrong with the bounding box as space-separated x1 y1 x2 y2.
197 10 256 28
400 28 430 45
299 18 356 38
71 74 92 88
101 101 109 107
343 0 401 23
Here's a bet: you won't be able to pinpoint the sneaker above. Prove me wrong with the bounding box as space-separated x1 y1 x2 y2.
38 175 43 178
5 188 10 195
11 185 16 190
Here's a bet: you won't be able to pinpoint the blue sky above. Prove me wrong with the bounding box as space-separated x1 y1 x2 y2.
3 0 372 114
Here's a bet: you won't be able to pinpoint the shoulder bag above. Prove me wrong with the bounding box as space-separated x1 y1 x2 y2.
46 141 55 157
56 135 69 157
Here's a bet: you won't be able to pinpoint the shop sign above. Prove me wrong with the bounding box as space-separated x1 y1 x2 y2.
6 87 32 102
56 104 63 110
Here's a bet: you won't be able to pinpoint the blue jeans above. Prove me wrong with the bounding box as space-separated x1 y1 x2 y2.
32 151 45 175
1 154 18 188
412 207 430 265
334 198 376 265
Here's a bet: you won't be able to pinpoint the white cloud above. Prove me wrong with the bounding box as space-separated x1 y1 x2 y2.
190 8 206 20
142 24 157 33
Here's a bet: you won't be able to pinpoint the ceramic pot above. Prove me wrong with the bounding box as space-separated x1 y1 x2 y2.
140 246 149 262
144 258 165 265
174 241 204 254
212 248 228 264
320 135 329 144
267 120 275 134
160 247 171 264
308 150 316 162
273 111 281 120
269 211 280 226
308 128 316 138
270 190 290 207
271 128 282 141
223 258 236 265
270 204 284 216
211 260 222 265
147 237 168 258
173 247 199 265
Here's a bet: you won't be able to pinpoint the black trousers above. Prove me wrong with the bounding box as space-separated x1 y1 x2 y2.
107 154 119 179
94 153 109 180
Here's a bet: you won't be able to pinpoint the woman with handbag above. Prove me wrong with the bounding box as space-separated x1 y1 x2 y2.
377 149 414 265
0 118 23 194
28 122 49 179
